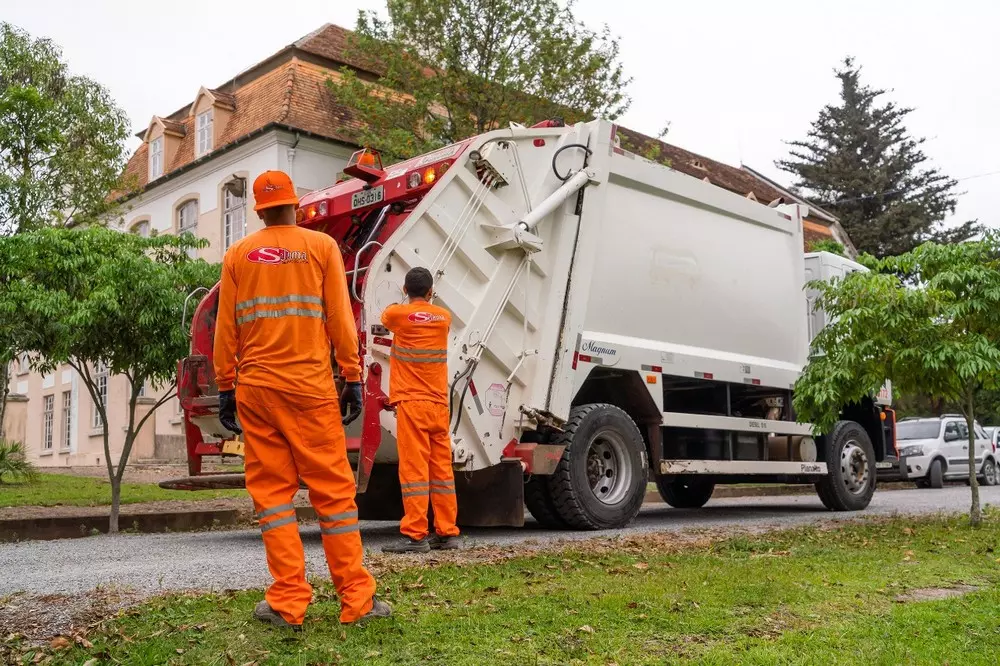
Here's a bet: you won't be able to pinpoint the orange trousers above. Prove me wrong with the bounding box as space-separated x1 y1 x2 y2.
237 384 376 625
396 401 460 540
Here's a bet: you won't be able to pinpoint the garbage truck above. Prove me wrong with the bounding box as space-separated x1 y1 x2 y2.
165 118 895 529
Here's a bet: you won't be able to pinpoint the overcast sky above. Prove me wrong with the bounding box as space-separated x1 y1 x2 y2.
6 0 998 228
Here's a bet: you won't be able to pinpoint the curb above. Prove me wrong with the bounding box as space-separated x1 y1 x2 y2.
1 484 915 542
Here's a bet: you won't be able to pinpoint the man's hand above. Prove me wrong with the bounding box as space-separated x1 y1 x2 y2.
218 389 242 435
340 381 363 423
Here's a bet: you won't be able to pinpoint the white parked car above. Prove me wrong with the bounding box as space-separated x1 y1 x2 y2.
896 416 999 488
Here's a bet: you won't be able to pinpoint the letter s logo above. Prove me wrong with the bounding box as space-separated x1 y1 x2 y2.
407 312 444 324
247 247 282 264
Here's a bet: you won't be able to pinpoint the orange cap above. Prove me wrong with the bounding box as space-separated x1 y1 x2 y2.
253 170 299 212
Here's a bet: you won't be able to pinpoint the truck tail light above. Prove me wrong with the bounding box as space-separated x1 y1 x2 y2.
318 201 328 216
407 171 421 189
423 167 436 185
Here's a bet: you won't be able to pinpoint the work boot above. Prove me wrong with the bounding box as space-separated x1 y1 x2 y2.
351 596 392 624
429 534 461 550
381 536 431 554
253 600 302 632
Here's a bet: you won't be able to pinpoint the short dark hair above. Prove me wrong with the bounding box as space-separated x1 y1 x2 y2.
404 267 433 298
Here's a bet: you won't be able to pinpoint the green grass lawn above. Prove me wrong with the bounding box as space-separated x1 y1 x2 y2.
0 473 245 508
18 513 1000 665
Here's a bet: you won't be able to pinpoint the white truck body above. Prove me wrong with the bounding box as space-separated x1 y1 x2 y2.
361 119 822 474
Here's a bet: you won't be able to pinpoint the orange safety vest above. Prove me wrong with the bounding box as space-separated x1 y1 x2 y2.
381 301 451 405
214 225 362 397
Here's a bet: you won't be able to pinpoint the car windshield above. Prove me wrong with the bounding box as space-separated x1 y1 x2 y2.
897 421 941 440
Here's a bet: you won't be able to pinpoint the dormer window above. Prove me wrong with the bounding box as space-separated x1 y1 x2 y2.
149 137 164 180
197 110 214 156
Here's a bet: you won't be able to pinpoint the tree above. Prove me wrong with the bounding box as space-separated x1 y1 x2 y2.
777 58 979 258
0 440 38 484
793 237 1000 526
807 239 847 257
328 0 631 162
0 228 219 531
0 22 131 437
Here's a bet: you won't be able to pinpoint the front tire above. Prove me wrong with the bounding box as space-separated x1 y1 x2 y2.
656 477 715 508
980 458 999 487
814 420 875 511
547 404 648 530
928 458 944 489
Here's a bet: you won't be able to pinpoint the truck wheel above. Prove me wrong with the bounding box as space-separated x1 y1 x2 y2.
814 420 875 511
524 476 567 529
982 458 999 487
655 477 715 508
547 404 648 530
928 459 944 489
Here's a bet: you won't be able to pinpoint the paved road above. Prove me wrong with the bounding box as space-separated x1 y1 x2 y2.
2 486 997 596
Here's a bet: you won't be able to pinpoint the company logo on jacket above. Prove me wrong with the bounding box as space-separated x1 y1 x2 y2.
246 247 308 265
407 311 446 323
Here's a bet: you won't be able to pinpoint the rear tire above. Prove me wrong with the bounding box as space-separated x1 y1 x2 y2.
547 404 648 530
814 420 876 511
655 477 715 508
524 476 567 529
928 459 944 489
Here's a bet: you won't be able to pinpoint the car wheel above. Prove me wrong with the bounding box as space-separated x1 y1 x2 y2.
928 458 944 489
981 458 999 487
656 477 715 508
546 404 648 530
814 420 876 511
914 478 930 489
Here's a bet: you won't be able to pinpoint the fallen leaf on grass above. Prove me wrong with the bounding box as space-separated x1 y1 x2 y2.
633 562 649 570
903 527 914 536
627 602 638 609
49 637 69 651
903 550 915 562
75 637 93 649
82 660 98 666
365 651 382 658
176 649 185 655
484 586 500 594
577 625 595 634
545 564 557 570
32 654 46 665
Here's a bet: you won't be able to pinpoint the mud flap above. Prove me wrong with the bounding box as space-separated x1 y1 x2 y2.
355 462 525 527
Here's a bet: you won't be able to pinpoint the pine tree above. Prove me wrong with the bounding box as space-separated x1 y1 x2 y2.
778 58 979 257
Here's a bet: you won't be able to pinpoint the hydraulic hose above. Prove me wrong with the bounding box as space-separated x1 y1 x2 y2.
552 143 593 181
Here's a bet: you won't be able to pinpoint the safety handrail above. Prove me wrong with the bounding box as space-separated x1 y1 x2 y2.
351 240 383 302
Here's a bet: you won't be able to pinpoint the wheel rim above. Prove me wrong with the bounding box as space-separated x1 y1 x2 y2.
986 460 998 485
585 428 634 505
840 439 870 496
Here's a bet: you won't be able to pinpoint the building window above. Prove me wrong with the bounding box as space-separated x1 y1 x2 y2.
92 362 108 429
196 110 214 156
149 137 164 180
223 186 246 250
130 219 151 237
61 390 72 450
17 352 29 375
42 395 54 450
177 200 199 258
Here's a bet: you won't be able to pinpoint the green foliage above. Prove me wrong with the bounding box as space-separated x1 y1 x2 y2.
0 440 37 484
0 23 131 234
807 239 847 257
795 236 1000 525
328 0 631 161
0 228 219 530
778 58 979 257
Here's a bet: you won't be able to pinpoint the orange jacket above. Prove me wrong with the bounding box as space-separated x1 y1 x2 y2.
381 301 451 405
214 225 361 397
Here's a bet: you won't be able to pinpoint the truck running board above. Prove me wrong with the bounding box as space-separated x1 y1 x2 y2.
659 460 828 475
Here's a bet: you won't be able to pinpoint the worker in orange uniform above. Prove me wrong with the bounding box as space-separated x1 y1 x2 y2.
213 170 390 630
380 267 461 553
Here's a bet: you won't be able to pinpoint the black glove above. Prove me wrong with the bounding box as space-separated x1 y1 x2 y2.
340 381 363 423
218 389 242 435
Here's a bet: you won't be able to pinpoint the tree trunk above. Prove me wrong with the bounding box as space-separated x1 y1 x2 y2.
965 391 982 527
0 360 10 440
109 475 121 533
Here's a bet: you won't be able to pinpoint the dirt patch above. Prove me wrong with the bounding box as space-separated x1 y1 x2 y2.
895 585 979 603
0 586 144 651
